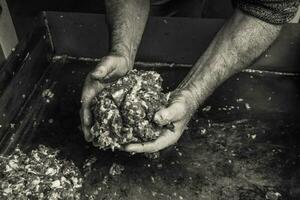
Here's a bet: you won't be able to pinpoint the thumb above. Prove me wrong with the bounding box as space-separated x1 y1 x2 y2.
154 102 186 126
91 64 114 80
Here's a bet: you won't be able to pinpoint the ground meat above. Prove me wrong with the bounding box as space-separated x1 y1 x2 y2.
90 70 173 150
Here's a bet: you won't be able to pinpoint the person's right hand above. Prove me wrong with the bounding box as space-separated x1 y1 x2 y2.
80 54 131 142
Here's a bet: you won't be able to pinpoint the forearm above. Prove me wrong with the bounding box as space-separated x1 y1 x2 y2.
105 0 150 66
180 9 282 110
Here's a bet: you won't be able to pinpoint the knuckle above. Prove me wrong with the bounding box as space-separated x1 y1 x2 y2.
81 98 89 107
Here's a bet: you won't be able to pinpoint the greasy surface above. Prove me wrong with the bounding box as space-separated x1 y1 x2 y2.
21 59 300 199
91 70 170 150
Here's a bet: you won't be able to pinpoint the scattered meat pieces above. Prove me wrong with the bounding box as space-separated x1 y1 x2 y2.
109 163 125 176
0 145 82 200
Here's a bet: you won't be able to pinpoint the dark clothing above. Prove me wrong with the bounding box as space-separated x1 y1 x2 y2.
150 0 235 19
235 0 299 24
151 0 299 24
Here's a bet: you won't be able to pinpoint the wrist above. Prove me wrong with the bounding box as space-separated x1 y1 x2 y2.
172 87 200 116
110 43 134 68
178 63 225 110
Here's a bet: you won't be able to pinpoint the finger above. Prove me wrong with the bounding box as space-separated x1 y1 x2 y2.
103 66 128 81
124 129 180 153
80 79 103 106
154 102 186 126
92 139 102 147
91 64 114 80
80 108 93 142
81 106 92 126
80 95 94 124
80 93 92 142
83 126 93 142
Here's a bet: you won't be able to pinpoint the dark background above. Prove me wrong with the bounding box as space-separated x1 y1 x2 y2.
7 0 234 39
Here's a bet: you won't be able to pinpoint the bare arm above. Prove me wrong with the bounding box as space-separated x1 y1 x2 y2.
178 9 282 111
104 0 150 68
81 0 150 142
125 9 282 153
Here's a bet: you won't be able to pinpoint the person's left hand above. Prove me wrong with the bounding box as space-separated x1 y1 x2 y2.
124 89 199 153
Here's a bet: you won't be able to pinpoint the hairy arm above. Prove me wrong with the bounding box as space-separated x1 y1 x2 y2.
81 0 150 142
105 0 150 67
125 9 283 153
179 9 282 112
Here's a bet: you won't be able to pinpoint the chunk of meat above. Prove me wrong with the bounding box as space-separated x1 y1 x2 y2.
90 70 173 150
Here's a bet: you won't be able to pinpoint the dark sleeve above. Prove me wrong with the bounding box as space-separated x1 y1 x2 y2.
233 0 299 24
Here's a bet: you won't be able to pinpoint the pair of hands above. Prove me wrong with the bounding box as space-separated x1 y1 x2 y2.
80 54 197 153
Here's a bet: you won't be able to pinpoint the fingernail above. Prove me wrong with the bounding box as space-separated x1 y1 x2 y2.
91 73 100 79
124 145 133 152
91 70 104 79
160 110 171 124
103 74 112 81
154 113 164 125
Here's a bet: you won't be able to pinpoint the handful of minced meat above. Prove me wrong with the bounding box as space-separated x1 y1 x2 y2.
90 69 173 150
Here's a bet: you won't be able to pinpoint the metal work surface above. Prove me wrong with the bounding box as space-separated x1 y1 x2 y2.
23 58 300 199
1 52 300 198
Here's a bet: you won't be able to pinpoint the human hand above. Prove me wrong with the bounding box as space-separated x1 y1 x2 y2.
124 89 199 153
80 54 131 142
